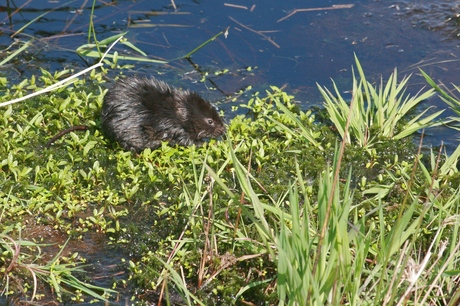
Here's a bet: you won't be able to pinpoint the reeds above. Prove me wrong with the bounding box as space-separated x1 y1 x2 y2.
320 55 444 149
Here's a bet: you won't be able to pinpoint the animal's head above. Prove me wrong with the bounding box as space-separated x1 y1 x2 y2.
178 92 226 139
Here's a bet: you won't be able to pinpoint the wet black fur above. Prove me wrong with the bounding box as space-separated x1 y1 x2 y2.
101 77 226 152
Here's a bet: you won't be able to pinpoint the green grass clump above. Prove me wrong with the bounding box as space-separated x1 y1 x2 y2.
320 55 444 149
0 225 116 303
422 68 460 133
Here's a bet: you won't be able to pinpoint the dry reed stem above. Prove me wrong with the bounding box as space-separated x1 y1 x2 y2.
229 16 280 48
197 179 215 289
62 0 89 33
385 241 410 305
200 253 262 289
0 35 122 108
224 3 248 10
278 4 355 22
2 0 33 26
421 219 460 305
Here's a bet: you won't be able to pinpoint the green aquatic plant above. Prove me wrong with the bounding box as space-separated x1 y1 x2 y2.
78 0 229 64
0 226 116 303
421 69 460 131
418 144 460 189
265 87 323 150
319 55 443 149
421 69 460 116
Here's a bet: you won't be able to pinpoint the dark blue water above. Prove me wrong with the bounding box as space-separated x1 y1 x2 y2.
2 1 459 106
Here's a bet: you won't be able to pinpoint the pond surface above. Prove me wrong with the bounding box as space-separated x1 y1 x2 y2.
1 0 460 304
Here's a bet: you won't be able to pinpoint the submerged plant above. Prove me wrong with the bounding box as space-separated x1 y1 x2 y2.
319 55 443 149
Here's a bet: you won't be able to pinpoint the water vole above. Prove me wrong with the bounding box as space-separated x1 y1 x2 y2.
101 77 226 152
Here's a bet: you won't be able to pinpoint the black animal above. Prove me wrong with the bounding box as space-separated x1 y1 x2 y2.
100 77 226 152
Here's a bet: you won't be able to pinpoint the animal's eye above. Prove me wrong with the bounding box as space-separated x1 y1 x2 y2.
207 119 214 125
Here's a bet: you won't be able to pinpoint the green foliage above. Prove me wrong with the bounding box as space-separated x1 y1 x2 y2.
418 145 460 189
76 32 167 65
320 55 443 149
77 26 229 64
421 68 460 131
0 226 116 303
276 158 354 305
1 57 460 305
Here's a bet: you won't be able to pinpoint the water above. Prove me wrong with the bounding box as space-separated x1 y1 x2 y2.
1 0 460 303
1 1 459 104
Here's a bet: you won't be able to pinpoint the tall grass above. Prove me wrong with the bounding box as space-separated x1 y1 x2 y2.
421 69 460 131
1 225 116 303
187 89 459 304
277 159 355 305
271 92 460 305
319 55 443 149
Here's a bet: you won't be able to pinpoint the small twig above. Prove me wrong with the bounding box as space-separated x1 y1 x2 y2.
197 179 215 289
229 16 280 48
0 35 123 108
1 0 32 25
12 0 80 38
24 265 38 301
45 125 89 148
224 3 248 10
200 253 262 289
3 235 20 274
278 4 355 22
158 271 167 305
